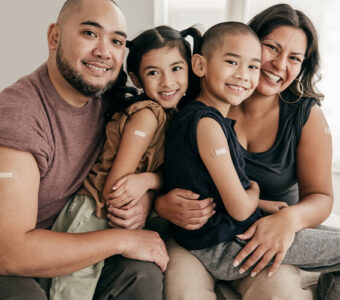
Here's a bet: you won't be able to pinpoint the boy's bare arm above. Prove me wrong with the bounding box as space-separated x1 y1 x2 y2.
197 117 259 221
0 146 168 277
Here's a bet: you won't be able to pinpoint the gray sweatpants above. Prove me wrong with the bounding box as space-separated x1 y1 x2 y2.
191 225 340 300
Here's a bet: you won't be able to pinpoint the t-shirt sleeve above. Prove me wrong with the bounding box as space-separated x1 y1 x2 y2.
0 88 53 177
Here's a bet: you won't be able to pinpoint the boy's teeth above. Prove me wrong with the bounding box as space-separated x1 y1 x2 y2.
229 85 245 91
161 90 176 96
262 70 280 82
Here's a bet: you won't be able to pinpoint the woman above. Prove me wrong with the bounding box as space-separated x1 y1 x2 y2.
155 4 335 299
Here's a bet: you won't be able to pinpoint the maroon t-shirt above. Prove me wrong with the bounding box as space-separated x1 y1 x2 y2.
0 64 107 228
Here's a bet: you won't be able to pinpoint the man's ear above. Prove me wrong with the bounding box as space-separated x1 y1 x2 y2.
191 54 206 77
129 72 143 89
47 23 60 51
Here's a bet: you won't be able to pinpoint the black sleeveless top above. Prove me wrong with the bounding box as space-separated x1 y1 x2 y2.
242 91 318 206
164 101 261 250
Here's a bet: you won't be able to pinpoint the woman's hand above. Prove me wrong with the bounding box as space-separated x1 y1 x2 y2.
259 200 288 214
154 188 216 230
104 173 152 209
233 209 296 277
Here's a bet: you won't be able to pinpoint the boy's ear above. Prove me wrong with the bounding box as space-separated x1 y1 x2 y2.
191 54 206 77
129 72 142 89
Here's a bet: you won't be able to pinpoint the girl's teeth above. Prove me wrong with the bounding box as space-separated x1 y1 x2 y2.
161 91 176 96
263 70 280 82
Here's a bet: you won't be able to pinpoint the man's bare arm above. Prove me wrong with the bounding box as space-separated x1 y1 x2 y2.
0 146 168 277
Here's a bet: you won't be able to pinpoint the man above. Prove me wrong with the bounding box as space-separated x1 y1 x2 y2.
0 0 168 299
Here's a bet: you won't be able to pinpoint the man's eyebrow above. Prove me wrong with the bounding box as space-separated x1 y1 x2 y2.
80 21 127 38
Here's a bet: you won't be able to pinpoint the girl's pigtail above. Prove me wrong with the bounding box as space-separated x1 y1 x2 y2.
180 26 202 54
102 68 139 119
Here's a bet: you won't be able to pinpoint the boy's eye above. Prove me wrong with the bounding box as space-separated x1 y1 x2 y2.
84 30 96 37
225 60 237 65
249 65 260 70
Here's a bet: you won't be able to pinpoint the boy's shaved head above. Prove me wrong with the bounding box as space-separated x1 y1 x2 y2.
200 21 259 58
57 0 118 25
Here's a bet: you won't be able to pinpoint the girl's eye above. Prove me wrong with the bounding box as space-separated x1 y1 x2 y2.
84 31 96 37
173 66 183 72
146 70 158 76
225 60 237 65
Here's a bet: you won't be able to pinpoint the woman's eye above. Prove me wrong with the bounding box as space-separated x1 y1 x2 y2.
265 44 278 52
290 56 302 63
173 66 183 71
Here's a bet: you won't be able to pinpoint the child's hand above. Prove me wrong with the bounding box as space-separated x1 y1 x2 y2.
259 199 288 214
104 173 151 209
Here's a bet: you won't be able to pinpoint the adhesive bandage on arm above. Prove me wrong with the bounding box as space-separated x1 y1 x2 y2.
324 126 331 135
134 130 146 138
215 148 227 157
0 171 16 179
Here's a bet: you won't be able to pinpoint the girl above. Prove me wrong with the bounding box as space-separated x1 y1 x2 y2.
48 25 201 300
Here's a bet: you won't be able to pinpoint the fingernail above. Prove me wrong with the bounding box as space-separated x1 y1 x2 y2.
268 272 273 277
193 193 200 198
233 261 239 267
239 268 245 274
251 272 256 277
236 234 244 238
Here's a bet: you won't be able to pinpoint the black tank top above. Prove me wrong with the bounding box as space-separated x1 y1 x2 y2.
164 101 261 250
243 91 317 205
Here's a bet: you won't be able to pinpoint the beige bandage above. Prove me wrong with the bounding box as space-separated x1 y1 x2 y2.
134 130 146 137
0 171 15 179
324 127 331 135
215 148 227 156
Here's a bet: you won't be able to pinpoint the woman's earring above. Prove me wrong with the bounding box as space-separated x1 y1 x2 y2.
279 78 304 104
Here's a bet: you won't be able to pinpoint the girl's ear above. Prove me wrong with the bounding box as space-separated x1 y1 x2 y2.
191 54 206 77
129 72 143 89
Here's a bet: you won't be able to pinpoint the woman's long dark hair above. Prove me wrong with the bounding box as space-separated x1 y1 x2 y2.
248 3 324 102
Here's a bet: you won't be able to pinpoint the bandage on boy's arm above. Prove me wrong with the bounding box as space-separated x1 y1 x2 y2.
102 108 159 206
196 117 259 221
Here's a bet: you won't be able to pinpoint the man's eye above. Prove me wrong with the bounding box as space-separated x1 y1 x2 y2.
84 31 96 37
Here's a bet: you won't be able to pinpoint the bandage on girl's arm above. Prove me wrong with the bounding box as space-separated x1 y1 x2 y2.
196 117 259 221
102 108 160 208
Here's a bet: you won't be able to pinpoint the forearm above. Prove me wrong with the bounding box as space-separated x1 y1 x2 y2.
146 171 163 190
276 192 333 232
0 228 128 277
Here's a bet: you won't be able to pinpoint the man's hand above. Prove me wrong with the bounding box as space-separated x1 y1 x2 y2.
106 191 152 229
121 229 169 272
154 188 215 230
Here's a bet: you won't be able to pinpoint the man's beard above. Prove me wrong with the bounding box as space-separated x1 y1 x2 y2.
56 43 116 98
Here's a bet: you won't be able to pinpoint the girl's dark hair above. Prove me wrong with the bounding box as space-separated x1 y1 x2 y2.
126 25 202 108
248 3 324 102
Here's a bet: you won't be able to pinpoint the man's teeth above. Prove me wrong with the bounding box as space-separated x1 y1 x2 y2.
229 85 245 91
262 70 280 82
86 64 107 71
161 90 176 96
